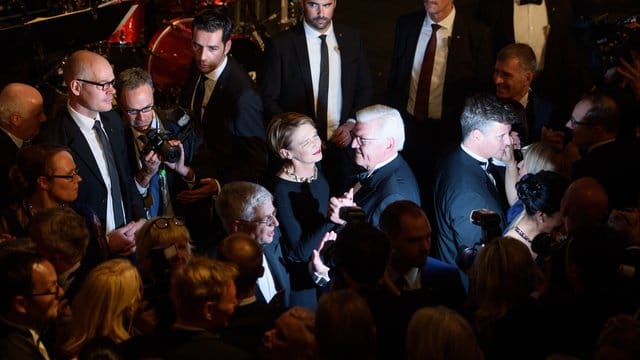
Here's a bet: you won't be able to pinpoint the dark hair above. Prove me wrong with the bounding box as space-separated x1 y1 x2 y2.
379 200 425 239
78 336 122 360
9 144 72 198
216 232 264 294
192 9 233 43
334 223 390 287
516 170 568 216
581 92 620 133
0 250 46 314
460 93 519 139
496 43 537 73
29 207 90 265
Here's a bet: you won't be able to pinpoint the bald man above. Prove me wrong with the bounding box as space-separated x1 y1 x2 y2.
560 177 609 235
0 83 47 207
36 50 144 254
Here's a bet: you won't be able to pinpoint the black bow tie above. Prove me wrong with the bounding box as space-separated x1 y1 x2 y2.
519 0 543 5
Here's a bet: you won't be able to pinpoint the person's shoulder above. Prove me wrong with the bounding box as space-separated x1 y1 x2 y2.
396 10 425 25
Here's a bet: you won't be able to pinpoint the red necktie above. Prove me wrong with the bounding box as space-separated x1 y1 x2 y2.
413 23 441 121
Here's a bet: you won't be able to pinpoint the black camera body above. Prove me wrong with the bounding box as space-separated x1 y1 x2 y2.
319 206 366 268
456 209 503 271
139 129 181 163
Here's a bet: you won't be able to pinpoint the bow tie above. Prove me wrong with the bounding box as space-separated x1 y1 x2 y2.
518 0 543 5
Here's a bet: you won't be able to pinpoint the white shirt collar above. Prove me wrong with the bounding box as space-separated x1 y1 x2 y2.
426 6 456 30
204 55 228 82
303 19 334 39
369 153 398 176
67 103 101 132
0 127 23 148
461 143 489 163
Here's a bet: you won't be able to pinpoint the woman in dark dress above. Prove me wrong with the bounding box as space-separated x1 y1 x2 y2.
267 112 334 309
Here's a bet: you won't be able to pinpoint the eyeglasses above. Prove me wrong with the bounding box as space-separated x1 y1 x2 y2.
298 133 321 149
150 217 185 229
31 283 62 298
125 105 154 116
350 131 379 147
569 117 596 127
48 168 80 181
76 78 116 91
241 209 278 226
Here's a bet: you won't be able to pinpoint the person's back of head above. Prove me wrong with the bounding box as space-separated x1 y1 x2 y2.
333 222 390 290
262 306 317 360
595 314 640 360
523 142 570 179
406 306 484 360
516 170 569 217
216 232 264 298
316 289 376 360
581 92 620 137
561 177 609 234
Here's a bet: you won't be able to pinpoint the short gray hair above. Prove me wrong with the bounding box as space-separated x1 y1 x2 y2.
116 67 154 94
355 104 405 151
460 93 518 139
215 181 273 233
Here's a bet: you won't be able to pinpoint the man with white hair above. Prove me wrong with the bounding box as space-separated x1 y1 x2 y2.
329 104 420 228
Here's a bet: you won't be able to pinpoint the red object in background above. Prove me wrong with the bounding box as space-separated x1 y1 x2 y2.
108 0 144 44
146 17 194 93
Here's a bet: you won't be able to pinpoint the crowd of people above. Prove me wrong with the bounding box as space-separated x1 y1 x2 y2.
1 0 640 359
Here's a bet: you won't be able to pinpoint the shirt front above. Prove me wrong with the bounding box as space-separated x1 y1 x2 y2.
304 21 343 138
191 55 228 121
513 0 549 70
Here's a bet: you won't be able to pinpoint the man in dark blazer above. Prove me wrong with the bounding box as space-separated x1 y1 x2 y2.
386 0 493 215
0 83 47 208
215 181 291 309
479 0 592 125
260 0 373 192
328 105 420 229
179 9 267 187
433 94 518 268
36 50 144 248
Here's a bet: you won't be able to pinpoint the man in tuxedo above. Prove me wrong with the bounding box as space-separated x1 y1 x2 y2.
215 181 291 308
36 50 144 253
565 92 640 210
494 43 554 146
179 9 267 186
386 0 493 214
479 0 592 125
260 0 373 192
433 94 517 267
0 83 47 208
328 104 420 228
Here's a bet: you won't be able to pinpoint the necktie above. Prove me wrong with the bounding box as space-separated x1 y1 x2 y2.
93 120 126 228
317 34 329 141
519 0 542 5
193 75 206 123
413 23 441 121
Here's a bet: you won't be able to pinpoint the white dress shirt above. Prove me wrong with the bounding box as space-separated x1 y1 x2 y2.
408 7 456 120
190 55 228 121
304 21 343 138
514 0 549 70
257 253 278 303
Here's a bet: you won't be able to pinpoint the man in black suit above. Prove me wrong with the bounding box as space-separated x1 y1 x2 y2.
215 181 292 309
328 104 421 228
0 83 47 208
260 0 373 192
433 94 518 267
36 50 145 253
386 0 493 213
178 9 267 187
565 92 640 210
494 43 554 146
479 0 592 125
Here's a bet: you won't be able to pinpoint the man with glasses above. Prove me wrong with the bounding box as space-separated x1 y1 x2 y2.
328 104 420 228
0 250 63 359
566 92 640 209
215 181 291 308
37 50 145 255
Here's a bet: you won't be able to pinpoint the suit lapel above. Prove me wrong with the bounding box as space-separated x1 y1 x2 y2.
293 25 315 115
62 112 105 186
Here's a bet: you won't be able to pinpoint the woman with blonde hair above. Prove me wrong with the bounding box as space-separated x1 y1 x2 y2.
58 259 142 359
406 306 483 360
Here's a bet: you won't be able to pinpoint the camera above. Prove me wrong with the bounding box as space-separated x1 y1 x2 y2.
138 129 181 163
456 209 503 271
319 206 365 268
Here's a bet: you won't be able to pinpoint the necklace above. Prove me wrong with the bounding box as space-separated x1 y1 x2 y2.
514 226 532 243
283 165 318 183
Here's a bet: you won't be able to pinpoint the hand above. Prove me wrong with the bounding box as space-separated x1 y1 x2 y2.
311 231 336 275
541 126 565 150
380 270 401 297
163 140 189 177
617 50 640 100
137 151 161 187
176 178 219 204
328 188 355 224
107 219 145 256
329 121 354 148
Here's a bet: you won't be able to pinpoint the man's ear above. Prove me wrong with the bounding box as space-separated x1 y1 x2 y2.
231 220 242 233
525 70 534 84
9 113 22 128
472 128 483 142
224 39 232 56
68 79 82 96
12 295 28 316
203 300 216 321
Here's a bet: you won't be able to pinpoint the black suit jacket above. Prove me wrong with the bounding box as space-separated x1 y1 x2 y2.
354 155 421 228
36 109 144 226
179 57 268 185
0 130 19 208
260 22 373 124
0 319 47 360
387 10 493 124
433 147 508 266
258 235 292 309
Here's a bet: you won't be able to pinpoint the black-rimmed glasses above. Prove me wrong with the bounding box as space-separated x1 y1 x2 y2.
47 168 80 181
76 78 116 91
569 117 596 127
31 283 62 298
125 105 154 116
150 217 185 229
350 131 379 147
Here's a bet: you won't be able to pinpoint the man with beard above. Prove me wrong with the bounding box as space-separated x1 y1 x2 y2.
260 0 373 192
